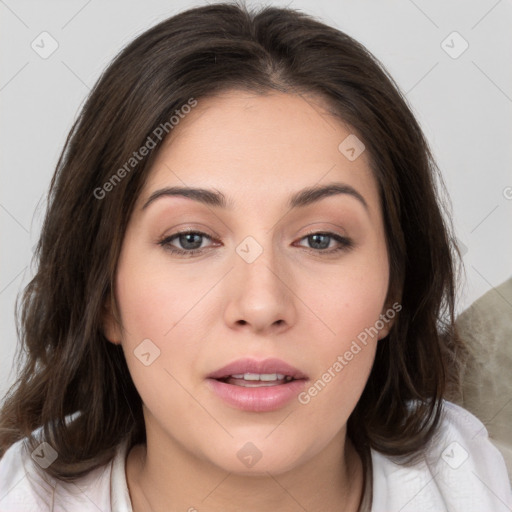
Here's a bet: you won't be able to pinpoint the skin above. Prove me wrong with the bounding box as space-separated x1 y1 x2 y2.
103 90 395 512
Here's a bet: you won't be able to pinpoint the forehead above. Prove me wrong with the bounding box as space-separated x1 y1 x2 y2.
139 90 380 215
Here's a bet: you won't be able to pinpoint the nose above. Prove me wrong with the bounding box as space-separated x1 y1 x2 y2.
223 236 297 335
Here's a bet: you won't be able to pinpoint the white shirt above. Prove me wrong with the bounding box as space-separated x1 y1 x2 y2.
1 401 511 511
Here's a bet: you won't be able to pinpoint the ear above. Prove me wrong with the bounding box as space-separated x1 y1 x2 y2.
102 297 122 344
377 300 401 340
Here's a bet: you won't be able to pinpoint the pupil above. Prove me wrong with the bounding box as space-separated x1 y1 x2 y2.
310 234 329 249
181 233 201 249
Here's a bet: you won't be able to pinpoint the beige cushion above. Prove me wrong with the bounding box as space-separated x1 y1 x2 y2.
454 276 512 483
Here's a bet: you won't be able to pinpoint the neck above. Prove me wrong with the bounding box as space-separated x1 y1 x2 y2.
126 425 364 512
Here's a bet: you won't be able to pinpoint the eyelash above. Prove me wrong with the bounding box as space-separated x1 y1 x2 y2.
157 229 354 257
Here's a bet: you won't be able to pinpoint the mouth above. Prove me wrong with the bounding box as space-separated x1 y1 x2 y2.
216 373 296 387
207 357 308 385
206 358 308 412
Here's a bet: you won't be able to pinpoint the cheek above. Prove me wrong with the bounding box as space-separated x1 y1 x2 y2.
306 253 389 344
114 248 208 387
117 277 161 331
298 276 384 435
114 258 201 419
114 249 197 342
295 246 388 420
299 341 376 452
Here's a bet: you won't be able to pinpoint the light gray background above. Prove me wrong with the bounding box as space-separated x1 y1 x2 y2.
1 0 511 401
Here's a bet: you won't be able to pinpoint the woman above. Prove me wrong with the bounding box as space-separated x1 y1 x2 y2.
0 2 510 511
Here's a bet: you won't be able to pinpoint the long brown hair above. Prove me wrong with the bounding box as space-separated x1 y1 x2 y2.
0 1 465 480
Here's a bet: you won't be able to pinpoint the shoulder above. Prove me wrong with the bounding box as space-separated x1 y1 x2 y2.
370 400 512 512
0 437 55 510
0 436 121 511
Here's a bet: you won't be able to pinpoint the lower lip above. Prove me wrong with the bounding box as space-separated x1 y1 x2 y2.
207 378 307 412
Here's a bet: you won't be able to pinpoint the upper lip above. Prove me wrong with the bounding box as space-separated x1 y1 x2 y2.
207 358 308 380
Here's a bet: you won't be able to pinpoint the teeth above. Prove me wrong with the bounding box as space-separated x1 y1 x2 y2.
229 373 290 381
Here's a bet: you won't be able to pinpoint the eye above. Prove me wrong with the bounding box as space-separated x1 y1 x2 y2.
157 229 354 257
158 229 216 257
295 231 354 254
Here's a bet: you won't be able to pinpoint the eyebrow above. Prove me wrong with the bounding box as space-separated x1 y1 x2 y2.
141 182 368 212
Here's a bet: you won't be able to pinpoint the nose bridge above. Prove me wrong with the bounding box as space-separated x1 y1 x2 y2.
224 228 296 332
234 232 286 297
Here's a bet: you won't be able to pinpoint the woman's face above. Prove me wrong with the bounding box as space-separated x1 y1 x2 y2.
105 90 393 474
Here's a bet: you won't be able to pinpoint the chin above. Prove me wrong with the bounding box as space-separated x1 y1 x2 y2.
199 435 310 476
